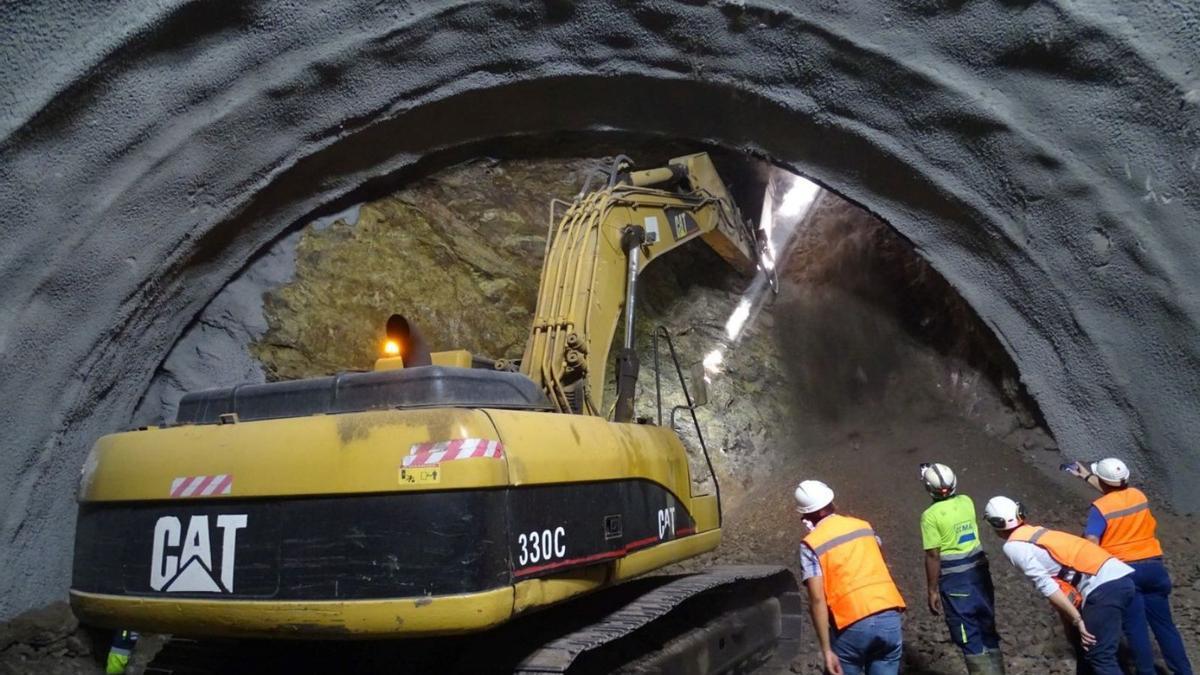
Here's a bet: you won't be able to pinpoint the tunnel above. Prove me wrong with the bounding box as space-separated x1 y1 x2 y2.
2 1 1198 671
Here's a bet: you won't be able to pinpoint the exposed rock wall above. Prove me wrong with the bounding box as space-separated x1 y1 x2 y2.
784 193 1042 429
630 245 799 503
1 0 1198 618
252 158 596 377
0 603 97 675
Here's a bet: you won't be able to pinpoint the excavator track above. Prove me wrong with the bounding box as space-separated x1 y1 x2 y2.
144 566 801 675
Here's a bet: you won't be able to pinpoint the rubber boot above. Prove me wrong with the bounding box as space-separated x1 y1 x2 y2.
964 650 1007 675
964 653 989 674
985 649 1007 675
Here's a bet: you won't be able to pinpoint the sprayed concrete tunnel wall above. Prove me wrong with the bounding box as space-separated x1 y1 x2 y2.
1 1 1198 619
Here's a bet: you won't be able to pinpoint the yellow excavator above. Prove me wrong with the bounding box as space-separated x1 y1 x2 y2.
71 153 798 673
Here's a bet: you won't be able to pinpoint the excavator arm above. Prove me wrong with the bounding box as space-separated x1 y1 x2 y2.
520 153 759 418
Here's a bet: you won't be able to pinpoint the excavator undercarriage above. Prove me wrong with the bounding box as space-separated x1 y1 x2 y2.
145 567 802 674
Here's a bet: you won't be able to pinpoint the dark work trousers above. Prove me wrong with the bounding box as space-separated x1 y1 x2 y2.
1127 558 1194 675
1073 576 1137 675
940 564 1002 656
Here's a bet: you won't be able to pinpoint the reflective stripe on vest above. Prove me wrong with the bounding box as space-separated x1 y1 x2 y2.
1010 525 1112 606
803 514 906 630
1093 487 1164 562
940 548 987 576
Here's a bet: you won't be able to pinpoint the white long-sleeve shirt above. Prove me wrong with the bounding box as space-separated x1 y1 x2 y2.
1002 539 1133 602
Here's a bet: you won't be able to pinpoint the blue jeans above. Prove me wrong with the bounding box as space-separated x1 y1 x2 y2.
1126 559 1194 675
940 564 1002 656
832 609 903 675
1076 577 1136 675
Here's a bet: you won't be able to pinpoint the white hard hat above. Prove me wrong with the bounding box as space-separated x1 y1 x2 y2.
983 496 1026 531
794 480 835 514
921 463 957 498
1091 458 1130 487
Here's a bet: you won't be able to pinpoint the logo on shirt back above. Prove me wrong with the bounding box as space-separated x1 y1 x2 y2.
955 522 978 546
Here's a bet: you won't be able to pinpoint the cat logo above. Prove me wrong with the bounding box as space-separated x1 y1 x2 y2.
150 515 247 593
665 208 699 241
657 506 676 540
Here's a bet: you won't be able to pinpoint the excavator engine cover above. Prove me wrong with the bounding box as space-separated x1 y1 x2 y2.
176 366 551 424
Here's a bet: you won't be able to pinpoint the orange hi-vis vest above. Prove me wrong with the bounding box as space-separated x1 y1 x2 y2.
1093 487 1163 562
803 514 906 630
1010 524 1113 606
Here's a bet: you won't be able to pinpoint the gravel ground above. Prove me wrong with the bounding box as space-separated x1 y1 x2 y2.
700 396 1200 674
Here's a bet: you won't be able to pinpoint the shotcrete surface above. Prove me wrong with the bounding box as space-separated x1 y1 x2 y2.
1 0 1198 620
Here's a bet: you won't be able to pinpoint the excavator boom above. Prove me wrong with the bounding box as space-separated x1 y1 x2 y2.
521 153 758 417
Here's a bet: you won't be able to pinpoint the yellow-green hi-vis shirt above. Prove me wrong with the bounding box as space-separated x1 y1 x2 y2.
921 494 983 573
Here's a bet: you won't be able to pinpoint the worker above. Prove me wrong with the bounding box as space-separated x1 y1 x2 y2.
983 496 1137 675
105 629 138 674
918 463 1004 674
795 479 906 675
1067 458 1194 675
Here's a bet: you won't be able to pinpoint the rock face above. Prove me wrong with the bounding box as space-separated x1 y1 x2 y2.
253 158 597 378
1 0 1198 621
780 192 1043 433
0 602 96 675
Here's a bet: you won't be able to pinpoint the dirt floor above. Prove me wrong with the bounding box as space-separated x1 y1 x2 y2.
679 230 1200 674
700 362 1200 674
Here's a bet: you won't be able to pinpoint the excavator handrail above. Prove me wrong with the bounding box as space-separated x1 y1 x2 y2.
652 325 721 524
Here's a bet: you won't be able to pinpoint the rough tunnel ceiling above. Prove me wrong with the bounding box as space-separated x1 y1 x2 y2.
0 0 1198 619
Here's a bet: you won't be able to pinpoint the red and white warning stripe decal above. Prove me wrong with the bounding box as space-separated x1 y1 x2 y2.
403 438 504 467
169 474 233 498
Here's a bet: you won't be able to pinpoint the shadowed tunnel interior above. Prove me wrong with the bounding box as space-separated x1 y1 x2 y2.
1 2 1198 657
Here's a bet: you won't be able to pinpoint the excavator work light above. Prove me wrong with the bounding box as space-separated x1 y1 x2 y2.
383 313 432 366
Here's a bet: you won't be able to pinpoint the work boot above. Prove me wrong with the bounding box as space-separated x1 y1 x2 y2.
964 650 1007 675
985 649 1006 674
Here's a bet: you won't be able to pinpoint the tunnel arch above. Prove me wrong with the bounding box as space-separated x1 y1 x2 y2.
1 0 1197 618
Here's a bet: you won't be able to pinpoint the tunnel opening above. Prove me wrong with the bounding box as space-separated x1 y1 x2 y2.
133 139 1052 481
128 139 1058 509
